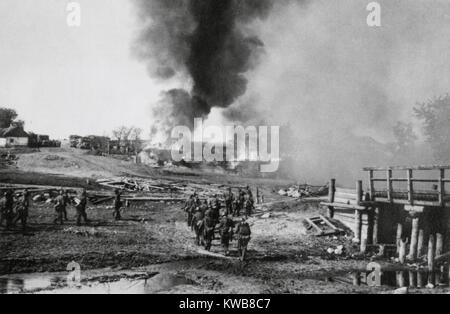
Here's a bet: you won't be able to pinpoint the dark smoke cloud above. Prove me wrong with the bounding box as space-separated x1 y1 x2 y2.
133 0 272 129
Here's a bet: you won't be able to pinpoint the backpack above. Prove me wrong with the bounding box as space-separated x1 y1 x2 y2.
239 223 251 236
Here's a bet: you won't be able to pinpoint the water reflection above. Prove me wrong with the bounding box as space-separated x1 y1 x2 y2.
0 273 195 294
351 269 448 288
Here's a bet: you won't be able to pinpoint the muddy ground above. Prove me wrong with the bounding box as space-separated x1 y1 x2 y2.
1 148 449 294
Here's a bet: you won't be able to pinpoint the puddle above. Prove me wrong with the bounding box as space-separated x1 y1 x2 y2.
0 272 196 294
347 269 449 288
0 275 66 294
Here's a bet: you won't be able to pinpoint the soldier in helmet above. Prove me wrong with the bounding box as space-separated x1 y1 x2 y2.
218 212 235 256
244 194 254 218
203 207 216 251
184 194 195 228
13 189 30 232
224 187 234 216
63 190 71 221
113 189 122 221
199 199 208 216
236 189 245 217
0 190 12 229
192 206 205 246
235 217 252 261
76 189 89 226
53 190 65 225
246 186 254 207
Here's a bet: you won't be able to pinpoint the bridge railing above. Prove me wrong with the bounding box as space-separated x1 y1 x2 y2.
363 166 450 207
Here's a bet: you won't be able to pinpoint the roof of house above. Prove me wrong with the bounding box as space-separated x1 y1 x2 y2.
0 126 29 138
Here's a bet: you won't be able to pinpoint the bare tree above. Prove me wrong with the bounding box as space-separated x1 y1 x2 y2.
130 127 143 153
112 126 128 149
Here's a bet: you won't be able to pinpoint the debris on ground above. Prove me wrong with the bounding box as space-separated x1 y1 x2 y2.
63 227 101 237
278 184 328 198
393 287 409 294
0 152 18 168
303 215 344 236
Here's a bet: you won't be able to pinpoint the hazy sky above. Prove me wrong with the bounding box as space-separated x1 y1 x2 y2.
0 0 164 139
3 0 450 143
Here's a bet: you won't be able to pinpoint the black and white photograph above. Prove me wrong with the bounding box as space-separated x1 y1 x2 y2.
1 0 450 297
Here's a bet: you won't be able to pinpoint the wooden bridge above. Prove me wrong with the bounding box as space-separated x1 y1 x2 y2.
321 166 450 280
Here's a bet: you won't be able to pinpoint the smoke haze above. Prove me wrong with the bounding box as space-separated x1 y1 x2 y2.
133 0 450 184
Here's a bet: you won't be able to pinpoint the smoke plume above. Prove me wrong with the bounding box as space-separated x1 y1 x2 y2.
133 0 272 134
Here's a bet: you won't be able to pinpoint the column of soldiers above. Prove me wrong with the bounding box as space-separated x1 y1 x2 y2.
0 189 30 232
184 186 254 258
0 187 96 233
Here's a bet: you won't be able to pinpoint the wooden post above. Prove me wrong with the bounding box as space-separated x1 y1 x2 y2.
368 170 374 201
447 265 450 285
399 239 407 264
356 180 363 205
387 170 393 202
352 272 361 286
366 210 374 245
448 265 450 286
396 271 406 288
435 233 443 258
439 169 445 207
329 179 336 203
417 271 425 288
427 234 435 285
417 229 425 258
438 265 447 286
354 210 362 244
373 208 379 245
408 214 420 261
327 206 334 219
407 169 414 205
396 222 403 254
409 271 416 288
360 238 367 253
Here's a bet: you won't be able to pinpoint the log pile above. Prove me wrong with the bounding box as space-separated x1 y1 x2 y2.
96 177 184 193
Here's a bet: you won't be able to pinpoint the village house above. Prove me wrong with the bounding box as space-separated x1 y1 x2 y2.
0 124 29 148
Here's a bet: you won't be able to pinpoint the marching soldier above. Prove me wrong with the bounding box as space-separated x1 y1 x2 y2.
63 190 70 221
218 213 234 256
13 189 30 232
1 190 15 230
184 195 195 227
0 191 7 228
53 190 65 225
76 189 89 226
224 188 234 216
235 217 252 261
199 199 208 215
246 186 254 206
235 189 245 217
113 189 122 220
244 194 254 218
209 194 221 226
192 207 205 246
203 208 216 251
193 192 201 207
